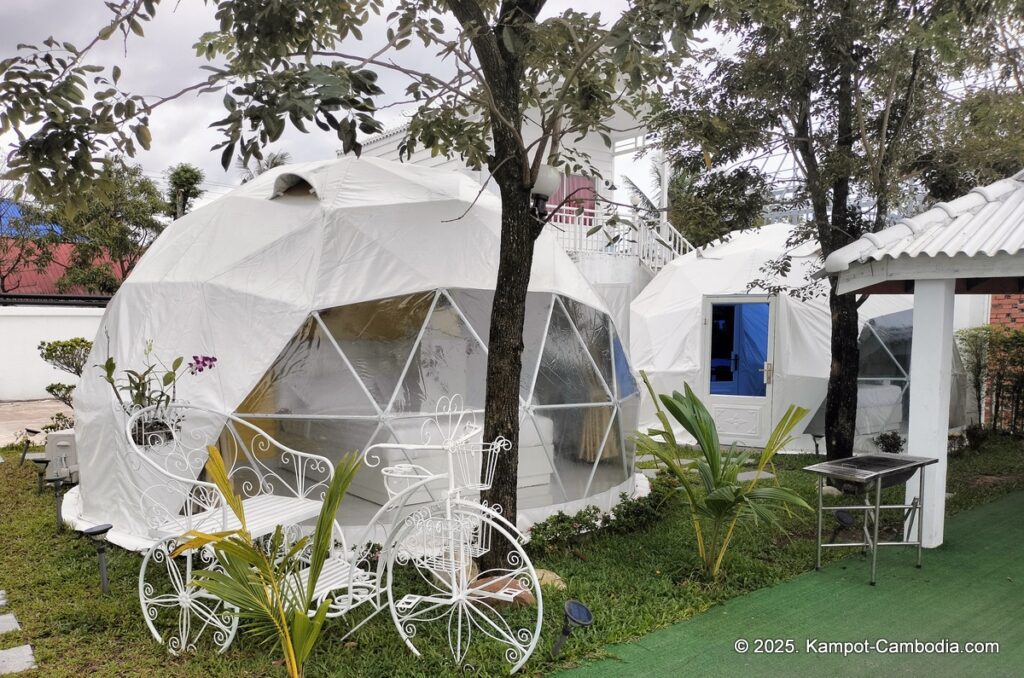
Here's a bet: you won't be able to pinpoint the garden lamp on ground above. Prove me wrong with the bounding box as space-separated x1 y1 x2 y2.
829 510 856 544
551 599 594 659
18 428 40 465
78 524 114 595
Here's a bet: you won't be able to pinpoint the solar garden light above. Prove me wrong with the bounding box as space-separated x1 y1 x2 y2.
29 457 50 495
551 599 594 659
49 476 68 534
18 428 41 466
78 524 114 595
828 510 856 544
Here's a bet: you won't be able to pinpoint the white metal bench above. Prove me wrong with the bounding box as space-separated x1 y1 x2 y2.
125 403 343 653
125 397 543 673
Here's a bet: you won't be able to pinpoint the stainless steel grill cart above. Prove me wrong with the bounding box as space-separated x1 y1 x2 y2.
803 453 938 585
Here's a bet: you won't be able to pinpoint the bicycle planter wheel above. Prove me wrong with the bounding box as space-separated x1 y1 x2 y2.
138 537 239 654
384 502 543 674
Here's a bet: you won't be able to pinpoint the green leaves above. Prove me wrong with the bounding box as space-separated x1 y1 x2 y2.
638 371 810 578
134 124 151 150
175 444 361 678
0 1 168 204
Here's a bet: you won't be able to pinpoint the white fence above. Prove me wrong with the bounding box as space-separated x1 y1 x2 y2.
545 206 692 272
0 306 103 401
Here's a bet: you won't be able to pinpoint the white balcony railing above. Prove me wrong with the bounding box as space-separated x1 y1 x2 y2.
544 205 692 273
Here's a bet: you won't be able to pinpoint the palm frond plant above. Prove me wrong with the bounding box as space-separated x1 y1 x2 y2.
636 371 810 579
173 447 361 678
237 150 293 183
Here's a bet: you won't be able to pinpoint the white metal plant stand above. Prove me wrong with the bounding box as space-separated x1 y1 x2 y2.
125 396 543 673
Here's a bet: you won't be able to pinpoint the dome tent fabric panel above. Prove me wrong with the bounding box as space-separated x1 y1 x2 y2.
68 157 637 550
630 223 913 449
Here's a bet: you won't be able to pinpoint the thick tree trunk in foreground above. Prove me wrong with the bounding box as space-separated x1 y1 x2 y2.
479 186 536 571
825 286 860 460
477 75 538 570
448 1 547 572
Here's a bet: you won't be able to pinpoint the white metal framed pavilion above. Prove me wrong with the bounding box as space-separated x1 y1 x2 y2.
824 170 1024 547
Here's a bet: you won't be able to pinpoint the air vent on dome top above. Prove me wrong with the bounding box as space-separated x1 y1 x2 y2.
271 173 317 199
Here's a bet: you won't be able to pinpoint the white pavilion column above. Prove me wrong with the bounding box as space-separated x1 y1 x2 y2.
905 278 955 548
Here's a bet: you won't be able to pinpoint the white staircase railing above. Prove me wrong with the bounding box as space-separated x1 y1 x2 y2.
545 205 692 273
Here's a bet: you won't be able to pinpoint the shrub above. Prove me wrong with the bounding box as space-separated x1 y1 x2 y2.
965 423 988 451
38 337 93 412
635 373 810 580
42 412 74 432
38 337 92 376
525 473 680 555
44 383 76 408
872 431 905 454
947 431 966 457
527 506 603 554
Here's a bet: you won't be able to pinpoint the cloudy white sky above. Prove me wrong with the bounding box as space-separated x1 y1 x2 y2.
1 0 648 202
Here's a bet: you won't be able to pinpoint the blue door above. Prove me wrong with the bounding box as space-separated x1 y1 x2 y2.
709 302 769 397
705 297 774 445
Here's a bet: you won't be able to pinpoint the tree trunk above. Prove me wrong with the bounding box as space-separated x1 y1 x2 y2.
448 0 546 572
825 284 860 460
823 0 859 460
479 184 536 571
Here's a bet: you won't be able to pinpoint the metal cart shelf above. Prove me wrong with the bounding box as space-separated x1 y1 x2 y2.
803 453 938 585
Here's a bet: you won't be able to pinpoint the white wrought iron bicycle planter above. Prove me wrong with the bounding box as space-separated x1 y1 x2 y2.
125 396 543 673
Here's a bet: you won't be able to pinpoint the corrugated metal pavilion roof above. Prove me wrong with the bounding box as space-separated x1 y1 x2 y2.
824 169 1024 274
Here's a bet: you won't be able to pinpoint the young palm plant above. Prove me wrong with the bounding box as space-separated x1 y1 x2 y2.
173 447 361 678
636 372 811 579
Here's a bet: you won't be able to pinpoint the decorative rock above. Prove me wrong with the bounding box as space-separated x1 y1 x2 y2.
822 485 844 498
0 614 20 634
736 470 775 483
536 569 566 591
0 645 36 674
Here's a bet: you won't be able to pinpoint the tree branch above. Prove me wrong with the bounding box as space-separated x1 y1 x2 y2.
439 155 515 223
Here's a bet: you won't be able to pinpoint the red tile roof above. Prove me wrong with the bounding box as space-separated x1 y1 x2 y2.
1 240 123 296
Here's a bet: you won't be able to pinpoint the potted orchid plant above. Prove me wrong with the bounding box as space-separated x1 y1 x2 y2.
101 340 217 444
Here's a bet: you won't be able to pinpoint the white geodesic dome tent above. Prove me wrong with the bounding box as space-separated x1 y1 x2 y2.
64 157 640 550
629 223 970 451
808 306 974 440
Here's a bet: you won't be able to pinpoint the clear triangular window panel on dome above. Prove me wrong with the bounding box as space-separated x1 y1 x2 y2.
532 298 611 406
448 288 554 400
318 292 435 409
535 404 616 502
583 409 630 498
236 316 377 416
561 296 614 392
613 332 639 399
391 294 488 412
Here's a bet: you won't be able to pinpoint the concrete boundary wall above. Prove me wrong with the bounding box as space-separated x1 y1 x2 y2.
0 306 104 401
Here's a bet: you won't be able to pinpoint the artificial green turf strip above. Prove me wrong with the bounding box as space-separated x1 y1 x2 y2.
558 490 1024 678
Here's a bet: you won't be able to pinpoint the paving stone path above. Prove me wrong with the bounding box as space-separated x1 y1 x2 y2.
0 591 36 674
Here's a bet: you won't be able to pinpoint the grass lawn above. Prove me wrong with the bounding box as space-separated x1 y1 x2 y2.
1 436 1022 677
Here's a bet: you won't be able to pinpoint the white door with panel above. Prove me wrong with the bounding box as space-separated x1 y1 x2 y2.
702 295 776 447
